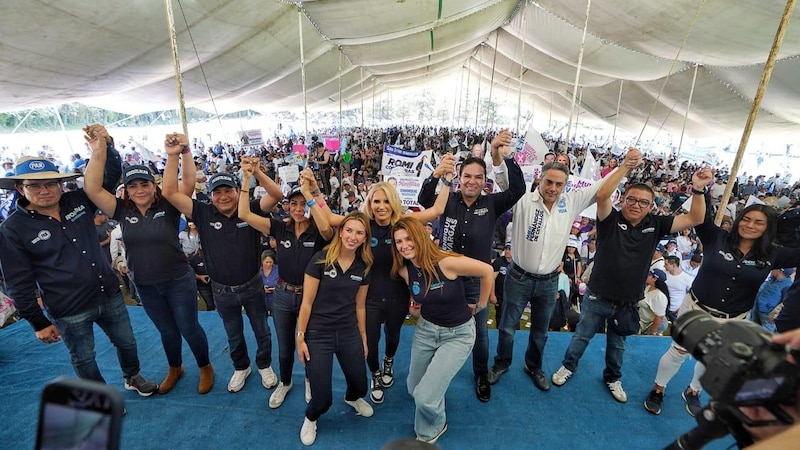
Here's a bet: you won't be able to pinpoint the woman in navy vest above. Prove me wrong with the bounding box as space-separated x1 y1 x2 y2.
390 217 493 444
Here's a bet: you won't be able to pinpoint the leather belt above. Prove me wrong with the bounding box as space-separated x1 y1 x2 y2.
509 262 559 281
212 273 261 294
690 290 733 319
277 279 303 294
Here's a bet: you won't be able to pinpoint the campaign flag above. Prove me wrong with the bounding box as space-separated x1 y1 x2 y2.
580 150 602 181
381 144 431 178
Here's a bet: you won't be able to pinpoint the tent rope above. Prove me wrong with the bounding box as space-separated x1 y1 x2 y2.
634 0 706 147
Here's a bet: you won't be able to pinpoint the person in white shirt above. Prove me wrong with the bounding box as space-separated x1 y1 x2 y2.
663 256 693 326
487 149 641 391
680 253 703 280
709 177 726 199
650 245 666 272
639 269 669 335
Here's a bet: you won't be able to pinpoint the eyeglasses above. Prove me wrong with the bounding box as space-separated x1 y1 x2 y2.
623 196 652 208
22 181 62 192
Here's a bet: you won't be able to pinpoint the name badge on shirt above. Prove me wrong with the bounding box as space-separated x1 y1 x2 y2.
350 275 363 282
236 222 249 228
303 241 315 247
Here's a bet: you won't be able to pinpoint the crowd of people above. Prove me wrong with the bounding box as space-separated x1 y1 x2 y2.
1 122 799 446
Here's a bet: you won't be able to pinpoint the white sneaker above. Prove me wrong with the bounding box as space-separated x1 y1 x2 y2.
300 417 317 446
258 366 277 389
606 380 628 403
227 367 251 393
551 366 573 386
305 377 312 403
269 382 292 409
344 398 374 417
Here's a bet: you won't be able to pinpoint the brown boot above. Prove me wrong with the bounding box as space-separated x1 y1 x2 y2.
198 364 215 394
158 365 184 395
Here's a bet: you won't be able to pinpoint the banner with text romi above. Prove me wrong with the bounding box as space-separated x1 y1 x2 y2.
381 144 432 178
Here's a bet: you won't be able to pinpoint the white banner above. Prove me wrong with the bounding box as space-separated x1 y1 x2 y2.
394 176 426 208
278 164 300 183
381 144 432 178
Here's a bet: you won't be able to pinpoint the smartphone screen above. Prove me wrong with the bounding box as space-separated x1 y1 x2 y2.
36 378 124 450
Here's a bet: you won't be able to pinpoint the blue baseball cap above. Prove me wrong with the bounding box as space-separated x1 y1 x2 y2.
208 173 239 191
123 165 155 184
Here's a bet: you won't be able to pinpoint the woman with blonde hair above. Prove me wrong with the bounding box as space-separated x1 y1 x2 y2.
295 211 374 445
390 217 493 444
300 165 451 405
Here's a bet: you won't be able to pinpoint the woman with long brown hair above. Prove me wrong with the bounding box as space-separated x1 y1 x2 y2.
390 217 493 444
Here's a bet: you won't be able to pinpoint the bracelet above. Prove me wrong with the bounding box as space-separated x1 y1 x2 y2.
440 178 453 187
474 303 487 313
296 331 305 338
305 198 316 208
181 146 191 155
691 187 706 195
310 188 321 197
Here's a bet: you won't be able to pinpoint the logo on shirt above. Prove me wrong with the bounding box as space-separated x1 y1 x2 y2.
720 250 734 262
642 227 655 234
557 199 567 214
617 223 628 231
152 211 165 219
211 222 222 230
303 241 314 247
64 205 86 222
350 275 363 282
371 237 378 248
281 240 292 249
499 267 507 275
440 217 457 251
526 209 544 242
473 207 488 216
31 230 51 244
236 222 249 228
324 268 337 279
126 216 139 224
412 281 421 295
429 281 444 291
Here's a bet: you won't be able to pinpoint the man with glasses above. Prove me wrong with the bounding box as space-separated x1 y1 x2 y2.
0 150 159 396
550 153 713 403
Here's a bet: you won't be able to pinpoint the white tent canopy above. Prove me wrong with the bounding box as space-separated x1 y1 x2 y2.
3 0 800 139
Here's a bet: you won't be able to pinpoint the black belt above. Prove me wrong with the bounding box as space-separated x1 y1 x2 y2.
277 279 303 294
690 290 734 319
212 273 262 294
509 262 559 280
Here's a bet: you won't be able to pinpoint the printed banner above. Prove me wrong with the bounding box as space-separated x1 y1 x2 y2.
238 129 263 146
381 144 432 178
393 176 426 208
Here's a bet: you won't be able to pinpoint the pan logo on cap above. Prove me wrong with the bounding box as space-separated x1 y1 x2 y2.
29 161 45 170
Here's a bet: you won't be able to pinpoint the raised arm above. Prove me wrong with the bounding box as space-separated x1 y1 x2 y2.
409 156 454 223
161 133 195 218
237 159 272 235
300 170 334 241
596 147 641 222
439 255 494 312
300 168 345 228
83 125 118 217
490 130 511 191
252 158 283 213
417 153 457 208
671 167 713 233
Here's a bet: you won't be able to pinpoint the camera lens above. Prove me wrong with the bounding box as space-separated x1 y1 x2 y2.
672 310 720 360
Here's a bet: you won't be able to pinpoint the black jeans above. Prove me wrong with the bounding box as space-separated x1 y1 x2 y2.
365 296 409 372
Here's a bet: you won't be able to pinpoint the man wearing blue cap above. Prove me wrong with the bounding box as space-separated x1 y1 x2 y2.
0 144 158 396
162 150 285 394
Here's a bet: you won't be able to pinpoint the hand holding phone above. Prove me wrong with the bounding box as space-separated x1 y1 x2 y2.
36 377 124 450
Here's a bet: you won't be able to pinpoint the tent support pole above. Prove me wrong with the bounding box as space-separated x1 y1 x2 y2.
163 0 188 137
715 0 796 224
612 80 623 146
485 33 500 130
565 0 592 145
298 7 308 152
677 64 699 160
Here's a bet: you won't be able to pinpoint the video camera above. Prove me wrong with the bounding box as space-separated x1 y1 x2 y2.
666 310 799 449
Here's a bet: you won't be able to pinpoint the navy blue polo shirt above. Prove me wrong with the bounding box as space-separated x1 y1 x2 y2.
191 199 266 286
305 250 370 332
691 219 800 316
269 218 329 285
418 157 525 262
589 208 674 302
407 261 471 327
113 198 189 284
367 221 408 300
0 190 120 331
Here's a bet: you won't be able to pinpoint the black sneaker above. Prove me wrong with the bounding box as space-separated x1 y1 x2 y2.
523 365 550 391
644 389 664 415
381 356 394 388
487 366 508 385
682 387 703 417
124 373 158 397
369 371 384 404
475 373 491 402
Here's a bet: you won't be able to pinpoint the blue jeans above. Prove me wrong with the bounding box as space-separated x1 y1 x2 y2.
304 328 368 421
51 293 141 383
561 288 626 383
464 276 488 374
272 286 303 385
365 296 409 372
136 269 210 368
212 275 273 371
494 265 558 372
408 317 475 441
